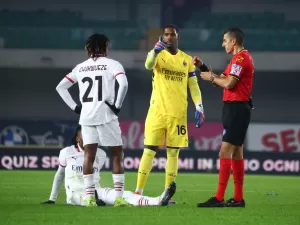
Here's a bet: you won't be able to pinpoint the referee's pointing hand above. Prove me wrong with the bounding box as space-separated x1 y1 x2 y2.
192 56 203 67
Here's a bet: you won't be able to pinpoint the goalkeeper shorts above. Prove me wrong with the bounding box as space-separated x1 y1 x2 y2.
144 108 188 148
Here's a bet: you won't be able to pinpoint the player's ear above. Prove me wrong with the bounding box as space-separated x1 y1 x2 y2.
232 38 237 45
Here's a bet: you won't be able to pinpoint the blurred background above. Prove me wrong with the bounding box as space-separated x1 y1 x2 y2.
0 0 299 174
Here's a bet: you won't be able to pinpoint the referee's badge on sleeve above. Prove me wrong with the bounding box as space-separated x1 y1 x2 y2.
230 64 242 76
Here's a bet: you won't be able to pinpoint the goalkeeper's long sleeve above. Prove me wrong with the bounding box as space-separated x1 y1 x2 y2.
188 76 203 105
49 166 65 202
145 50 158 70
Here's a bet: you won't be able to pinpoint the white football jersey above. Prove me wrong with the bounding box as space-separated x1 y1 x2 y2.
66 57 126 125
58 145 106 189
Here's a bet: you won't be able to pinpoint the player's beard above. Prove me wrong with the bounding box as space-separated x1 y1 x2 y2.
166 43 178 55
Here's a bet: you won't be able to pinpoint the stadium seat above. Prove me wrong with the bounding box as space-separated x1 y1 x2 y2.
1 9 300 51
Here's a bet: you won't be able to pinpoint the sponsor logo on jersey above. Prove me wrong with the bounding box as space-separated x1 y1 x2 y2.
161 68 186 77
161 68 186 82
230 64 242 76
72 165 99 173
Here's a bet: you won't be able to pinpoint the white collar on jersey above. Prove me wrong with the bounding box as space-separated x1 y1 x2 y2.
77 145 84 152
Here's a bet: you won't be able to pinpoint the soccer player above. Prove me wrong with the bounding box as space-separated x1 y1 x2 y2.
41 126 176 207
194 28 254 208
56 34 128 207
135 25 205 202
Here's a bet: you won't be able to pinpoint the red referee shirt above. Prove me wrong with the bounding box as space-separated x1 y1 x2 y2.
222 49 254 102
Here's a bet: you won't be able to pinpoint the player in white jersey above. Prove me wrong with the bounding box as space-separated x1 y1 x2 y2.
41 126 176 207
56 34 128 207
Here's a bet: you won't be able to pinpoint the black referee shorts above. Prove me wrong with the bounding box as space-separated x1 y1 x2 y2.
222 102 251 146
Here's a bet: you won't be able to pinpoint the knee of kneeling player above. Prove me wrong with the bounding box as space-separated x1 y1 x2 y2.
167 148 180 158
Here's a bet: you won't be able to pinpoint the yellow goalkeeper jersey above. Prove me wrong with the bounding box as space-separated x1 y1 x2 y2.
145 49 196 118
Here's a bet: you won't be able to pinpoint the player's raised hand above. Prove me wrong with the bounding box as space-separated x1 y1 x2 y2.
153 36 167 54
41 200 55 204
195 103 205 128
192 56 203 68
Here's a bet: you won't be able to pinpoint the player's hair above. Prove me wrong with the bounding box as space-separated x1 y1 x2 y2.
163 24 179 33
224 27 244 46
71 125 82 147
85 34 110 58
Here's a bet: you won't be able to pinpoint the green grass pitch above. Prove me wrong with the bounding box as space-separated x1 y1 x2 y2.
0 171 299 225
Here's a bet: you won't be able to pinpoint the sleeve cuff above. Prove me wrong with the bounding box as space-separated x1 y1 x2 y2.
229 74 240 80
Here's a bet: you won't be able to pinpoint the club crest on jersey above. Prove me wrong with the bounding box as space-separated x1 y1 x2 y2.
183 60 187 67
236 56 244 63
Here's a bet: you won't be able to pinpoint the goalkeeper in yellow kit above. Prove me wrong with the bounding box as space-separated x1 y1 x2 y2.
135 25 205 203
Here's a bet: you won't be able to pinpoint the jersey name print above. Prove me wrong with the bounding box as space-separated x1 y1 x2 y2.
79 65 107 72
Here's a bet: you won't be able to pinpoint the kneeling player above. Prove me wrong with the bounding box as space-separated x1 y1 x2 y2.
41 126 176 207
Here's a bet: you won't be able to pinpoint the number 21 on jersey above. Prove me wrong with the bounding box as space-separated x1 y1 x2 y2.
81 76 102 102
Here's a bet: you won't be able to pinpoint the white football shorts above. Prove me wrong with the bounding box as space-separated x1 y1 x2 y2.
81 119 123 146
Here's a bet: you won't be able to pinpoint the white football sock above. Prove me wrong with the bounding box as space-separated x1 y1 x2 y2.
123 192 160 206
83 174 95 198
112 174 124 198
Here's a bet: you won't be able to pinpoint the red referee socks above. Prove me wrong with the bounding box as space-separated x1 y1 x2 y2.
215 159 232 201
232 159 245 202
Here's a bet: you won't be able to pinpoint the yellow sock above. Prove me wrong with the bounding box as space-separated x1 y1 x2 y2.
165 148 180 189
135 148 156 194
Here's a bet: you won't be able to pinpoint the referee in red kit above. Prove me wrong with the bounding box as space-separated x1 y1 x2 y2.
193 27 254 208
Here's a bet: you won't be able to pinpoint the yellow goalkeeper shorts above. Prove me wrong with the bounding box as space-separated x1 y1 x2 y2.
144 107 188 148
